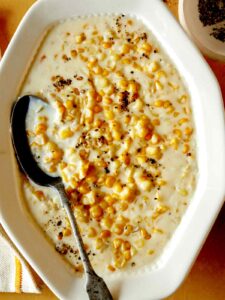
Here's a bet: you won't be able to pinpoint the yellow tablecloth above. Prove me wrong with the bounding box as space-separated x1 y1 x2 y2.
0 0 224 299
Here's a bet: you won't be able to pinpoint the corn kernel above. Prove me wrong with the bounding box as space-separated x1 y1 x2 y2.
71 49 77 58
90 205 103 219
140 228 151 240
141 42 152 53
149 61 160 72
59 127 74 139
93 105 103 113
104 110 114 120
63 228 72 237
103 41 113 48
184 127 193 136
105 176 116 188
76 33 86 43
151 133 160 144
35 123 47 135
107 265 116 272
183 144 190 154
88 227 97 238
101 216 113 228
113 238 123 249
100 230 111 239
123 250 131 261
95 238 104 250
178 189 188 196
124 224 133 236
113 224 124 235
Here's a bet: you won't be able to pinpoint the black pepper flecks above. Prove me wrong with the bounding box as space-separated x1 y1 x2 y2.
198 0 225 42
198 0 225 26
210 25 225 42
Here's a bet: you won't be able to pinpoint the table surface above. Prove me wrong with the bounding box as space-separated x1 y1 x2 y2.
0 0 224 299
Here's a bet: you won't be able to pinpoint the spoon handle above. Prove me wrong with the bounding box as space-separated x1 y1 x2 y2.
55 183 113 300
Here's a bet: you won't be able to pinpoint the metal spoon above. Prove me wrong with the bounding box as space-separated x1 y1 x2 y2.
10 95 113 300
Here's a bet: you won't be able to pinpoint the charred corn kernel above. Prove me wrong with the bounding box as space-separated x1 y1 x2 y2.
104 110 114 120
178 189 188 196
105 176 116 188
59 127 74 139
90 205 103 219
113 238 123 249
113 224 124 235
101 216 113 228
63 228 72 237
184 127 193 136
95 238 104 250
140 228 151 240
93 105 103 113
100 230 111 239
103 41 113 48
35 123 47 135
107 265 116 272
76 33 86 43
183 144 190 154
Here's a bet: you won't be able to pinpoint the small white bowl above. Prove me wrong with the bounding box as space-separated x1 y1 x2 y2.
0 0 224 299
179 0 225 62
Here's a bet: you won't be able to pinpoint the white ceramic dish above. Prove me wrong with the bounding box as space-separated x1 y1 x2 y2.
179 0 225 62
0 0 224 299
